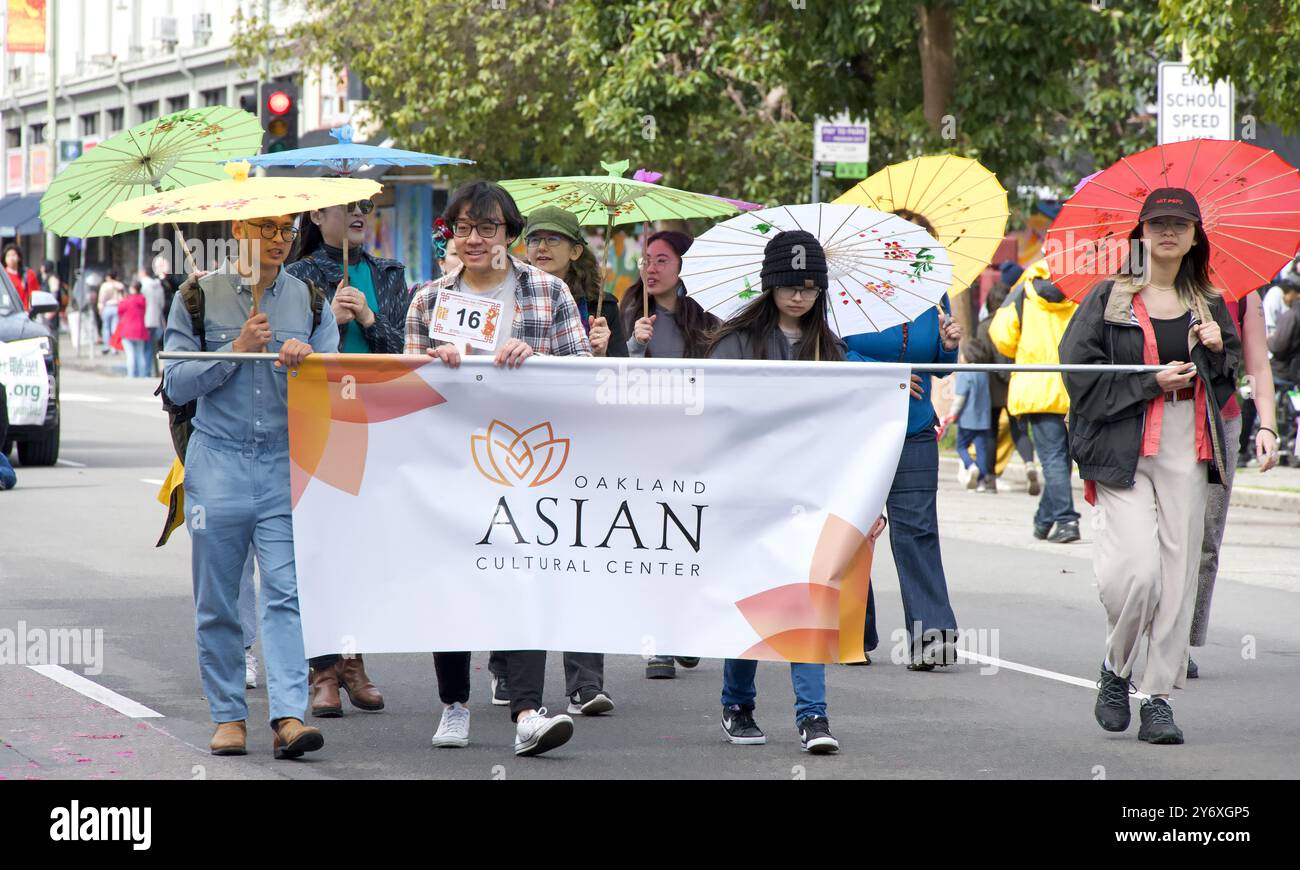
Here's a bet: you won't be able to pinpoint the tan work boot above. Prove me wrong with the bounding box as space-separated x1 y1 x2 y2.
339 655 385 712
210 720 247 756
310 663 343 718
272 718 324 760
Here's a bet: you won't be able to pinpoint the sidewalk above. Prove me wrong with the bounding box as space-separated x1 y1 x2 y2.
940 454 1300 514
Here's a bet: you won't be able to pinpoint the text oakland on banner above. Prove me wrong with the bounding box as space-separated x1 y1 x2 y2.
288 355 909 664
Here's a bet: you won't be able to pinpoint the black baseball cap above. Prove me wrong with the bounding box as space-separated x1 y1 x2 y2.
1139 187 1202 223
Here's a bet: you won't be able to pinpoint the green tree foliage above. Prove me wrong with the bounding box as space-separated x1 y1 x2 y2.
232 0 1186 208
1160 0 1300 133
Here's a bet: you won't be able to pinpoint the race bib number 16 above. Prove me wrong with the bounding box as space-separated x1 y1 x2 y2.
429 289 503 352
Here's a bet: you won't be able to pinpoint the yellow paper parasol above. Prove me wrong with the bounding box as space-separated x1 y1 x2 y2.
834 155 1009 297
106 161 381 225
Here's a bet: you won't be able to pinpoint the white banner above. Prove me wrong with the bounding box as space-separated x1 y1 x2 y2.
289 355 909 663
0 339 50 426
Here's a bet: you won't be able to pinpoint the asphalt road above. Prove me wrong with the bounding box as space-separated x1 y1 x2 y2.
2 368 1297 780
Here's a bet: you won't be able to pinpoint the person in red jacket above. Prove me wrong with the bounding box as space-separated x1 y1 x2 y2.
3 245 39 310
116 280 152 378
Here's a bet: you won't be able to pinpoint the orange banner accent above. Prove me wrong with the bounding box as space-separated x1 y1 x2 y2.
6 0 46 53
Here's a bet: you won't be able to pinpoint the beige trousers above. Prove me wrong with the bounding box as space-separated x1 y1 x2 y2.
1094 399 1210 696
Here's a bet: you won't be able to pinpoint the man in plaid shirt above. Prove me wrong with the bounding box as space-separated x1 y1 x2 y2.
407 180 591 758
405 182 591 366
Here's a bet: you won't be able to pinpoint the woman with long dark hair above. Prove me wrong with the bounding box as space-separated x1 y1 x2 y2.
286 197 408 355
285 195 406 719
3 244 39 310
707 230 878 753
619 229 718 679
1060 188 1241 745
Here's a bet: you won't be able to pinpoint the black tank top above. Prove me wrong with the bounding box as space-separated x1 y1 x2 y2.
1150 313 1190 365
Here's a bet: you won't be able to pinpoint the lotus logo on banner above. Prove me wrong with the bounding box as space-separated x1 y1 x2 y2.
471 420 570 487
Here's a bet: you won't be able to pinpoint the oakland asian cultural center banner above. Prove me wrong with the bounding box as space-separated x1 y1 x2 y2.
288 355 909 663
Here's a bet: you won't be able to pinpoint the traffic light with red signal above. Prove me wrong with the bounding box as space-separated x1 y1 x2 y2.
260 81 299 153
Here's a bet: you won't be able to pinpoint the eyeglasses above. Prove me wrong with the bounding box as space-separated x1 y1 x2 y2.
526 233 569 249
1148 218 1192 234
452 220 504 238
775 286 823 299
638 257 674 270
345 199 375 215
245 221 299 242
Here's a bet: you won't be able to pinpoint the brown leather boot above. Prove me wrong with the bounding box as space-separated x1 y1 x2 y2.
272 717 324 760
310 663 343 718
339 654 385 711
210 720 247 756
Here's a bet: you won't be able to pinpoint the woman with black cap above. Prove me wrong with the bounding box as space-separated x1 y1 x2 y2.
1060 187 1242 745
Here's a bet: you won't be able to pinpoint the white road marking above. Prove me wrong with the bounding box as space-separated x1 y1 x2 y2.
26 664 164 719
59 393 111 403
956 650 1149 700
140 478 164 486
56 458 87 467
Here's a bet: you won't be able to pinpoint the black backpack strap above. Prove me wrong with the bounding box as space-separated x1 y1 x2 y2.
179 279 206 352
306 279 325 333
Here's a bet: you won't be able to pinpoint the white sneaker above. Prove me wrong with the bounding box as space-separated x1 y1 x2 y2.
956 463 969 487
431 702 471 748
244 650 258 689
958 463 978 489
514 707 574 757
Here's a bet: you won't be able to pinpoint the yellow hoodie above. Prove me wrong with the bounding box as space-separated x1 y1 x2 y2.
988 260 1077 416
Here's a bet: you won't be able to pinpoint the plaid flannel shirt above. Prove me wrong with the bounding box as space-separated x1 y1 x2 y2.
405 256 592 357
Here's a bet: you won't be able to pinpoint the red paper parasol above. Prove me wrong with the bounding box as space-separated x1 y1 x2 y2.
1045 138 1300 300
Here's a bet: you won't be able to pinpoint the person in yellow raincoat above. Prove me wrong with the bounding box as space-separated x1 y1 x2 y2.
989 260 1081 543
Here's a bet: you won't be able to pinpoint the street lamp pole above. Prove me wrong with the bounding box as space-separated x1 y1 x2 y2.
45 0 59 264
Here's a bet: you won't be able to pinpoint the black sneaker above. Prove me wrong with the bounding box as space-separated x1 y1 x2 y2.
720 704 766 745
490 673 510 706
566 687 614 716
1138 698 1184 744
1033 522 1052 540
1094 666 1133 732
645 655 676 679
1048 520 1081 543
674 656 701 669
797 716 840 754
843 652 872 667
1186 657 1199 679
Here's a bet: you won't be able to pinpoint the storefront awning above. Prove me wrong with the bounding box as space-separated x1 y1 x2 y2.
0 194 43 236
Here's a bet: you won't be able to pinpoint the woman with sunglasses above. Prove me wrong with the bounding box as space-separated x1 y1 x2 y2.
287 196 408 356
285 196 405 719
1060 188 1241 745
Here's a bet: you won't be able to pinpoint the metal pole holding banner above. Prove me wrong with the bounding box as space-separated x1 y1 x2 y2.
157 351 1175 374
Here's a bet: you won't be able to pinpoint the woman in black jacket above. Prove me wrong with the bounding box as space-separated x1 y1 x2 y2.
1059 188 1241 746
285 196 407 717
286 198 409 356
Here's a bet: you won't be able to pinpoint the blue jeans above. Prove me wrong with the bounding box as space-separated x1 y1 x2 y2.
721 659 827 723
864 429 958 652
124 339 151 377
101 305 118 348
0 450 15 490
184 431 308 723
956 426 993 479
239 547 257 649
1024 413 1079 527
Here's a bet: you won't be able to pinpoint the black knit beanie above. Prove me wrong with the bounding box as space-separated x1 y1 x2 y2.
761 230 828 291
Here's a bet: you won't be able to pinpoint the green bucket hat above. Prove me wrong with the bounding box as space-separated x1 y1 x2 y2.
522 206 584 244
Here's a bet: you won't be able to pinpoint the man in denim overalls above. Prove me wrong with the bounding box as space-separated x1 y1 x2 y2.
163 214 338 758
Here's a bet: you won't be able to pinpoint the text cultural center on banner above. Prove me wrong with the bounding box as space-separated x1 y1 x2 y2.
288 356 908 663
